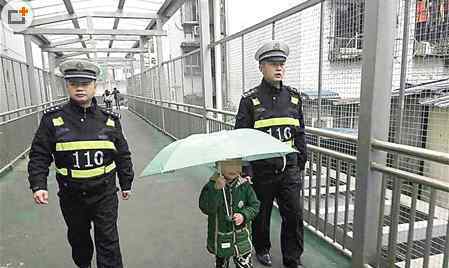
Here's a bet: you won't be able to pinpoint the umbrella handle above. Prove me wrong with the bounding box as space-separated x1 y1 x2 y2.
222 187 231 218
218 162 231 218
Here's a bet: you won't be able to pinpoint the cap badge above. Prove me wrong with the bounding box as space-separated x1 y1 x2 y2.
273 42 280 50
76 62 84 70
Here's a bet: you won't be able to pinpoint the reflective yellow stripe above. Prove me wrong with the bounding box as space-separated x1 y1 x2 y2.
72 162 116 178
56 141 116 151
106 118 115 127
52 117 64 126
56 167 68 176
251 98 260 106
56 162 116 178
291 96 299 105
254 117 300 128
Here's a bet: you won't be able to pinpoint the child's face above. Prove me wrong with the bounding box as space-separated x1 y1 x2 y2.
220 160 242 181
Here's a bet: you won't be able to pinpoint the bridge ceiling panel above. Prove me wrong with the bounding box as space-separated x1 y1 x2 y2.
112 41 138 49
117 19 151 30
28 0 164 58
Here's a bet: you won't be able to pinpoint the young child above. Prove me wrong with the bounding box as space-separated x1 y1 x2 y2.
199 159 260 268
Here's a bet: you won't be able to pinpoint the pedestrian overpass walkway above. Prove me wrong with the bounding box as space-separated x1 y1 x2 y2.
0 109 351 268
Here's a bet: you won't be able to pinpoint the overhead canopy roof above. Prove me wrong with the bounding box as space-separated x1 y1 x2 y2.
26 0 171 59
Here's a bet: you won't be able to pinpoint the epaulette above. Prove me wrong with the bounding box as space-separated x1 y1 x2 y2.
242 87 259 98
100 109 121 119
43 105 62 115
286 86 301 96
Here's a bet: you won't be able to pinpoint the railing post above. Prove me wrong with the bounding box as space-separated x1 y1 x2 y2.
353 0 397 267
213 0 224 121
24 35 38 106
47 53 56 102
156 19 165 132
198 0 213 133
140 37 146 97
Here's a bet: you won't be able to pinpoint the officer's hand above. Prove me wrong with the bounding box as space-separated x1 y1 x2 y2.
33 190 49 205
232 213 244 226
121 190 131 200
214 175 226 190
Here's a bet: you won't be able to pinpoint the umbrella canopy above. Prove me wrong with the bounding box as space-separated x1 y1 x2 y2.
140 128 297 177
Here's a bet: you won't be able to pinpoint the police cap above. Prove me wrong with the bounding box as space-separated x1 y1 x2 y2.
254 40 289 63
59 59 100 82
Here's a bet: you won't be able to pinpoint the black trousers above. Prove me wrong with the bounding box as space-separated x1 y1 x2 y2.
251 166 304 268
59 192 123 268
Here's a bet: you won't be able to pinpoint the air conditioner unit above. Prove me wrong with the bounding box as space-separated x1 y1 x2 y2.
415 41 433 56
338 47 362 59
313 117 333 128
192 25 200 36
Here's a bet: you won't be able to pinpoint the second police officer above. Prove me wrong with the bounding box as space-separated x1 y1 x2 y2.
28 59 134 268
235 41 307 268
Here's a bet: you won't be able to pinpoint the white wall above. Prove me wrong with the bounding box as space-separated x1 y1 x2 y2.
0 23 26 61
161 9 186 62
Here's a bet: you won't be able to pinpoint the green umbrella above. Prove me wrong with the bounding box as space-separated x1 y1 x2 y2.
141 128 298 219
140 128 297 177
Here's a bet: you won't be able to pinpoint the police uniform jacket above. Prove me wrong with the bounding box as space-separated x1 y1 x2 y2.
235 79 307 171
28 98 134 195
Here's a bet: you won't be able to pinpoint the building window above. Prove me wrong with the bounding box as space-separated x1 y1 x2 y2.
414 0 449 56
182 0 199 23
184 53 201 75
415 0 449 42
329 0 365 61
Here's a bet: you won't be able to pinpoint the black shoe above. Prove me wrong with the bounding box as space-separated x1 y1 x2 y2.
256 252 272 266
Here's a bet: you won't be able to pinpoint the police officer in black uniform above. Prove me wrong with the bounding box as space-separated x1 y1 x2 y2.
28 59 134 268
234 41 307 268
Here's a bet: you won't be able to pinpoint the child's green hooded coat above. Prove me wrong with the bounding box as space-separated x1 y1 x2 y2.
199 175 260 257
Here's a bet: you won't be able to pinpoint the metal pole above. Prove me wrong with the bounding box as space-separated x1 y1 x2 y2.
181 56 185 103
167 56 171 101
241 36 245 92
24 35 39 106
156 19 165 130
353 0 397 266
130 60 135 95
41 51 49 102
198 0 214 133
140 37 146 97
388 0 411 264
214 0 224 119
317 0 324 147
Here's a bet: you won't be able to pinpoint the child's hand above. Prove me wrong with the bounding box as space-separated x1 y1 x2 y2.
232 213 244 226
214 175 226 190
243 176 253 184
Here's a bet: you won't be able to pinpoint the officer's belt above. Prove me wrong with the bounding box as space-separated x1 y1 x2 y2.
55 140 116 151
254 117 299 128
56 162 116 178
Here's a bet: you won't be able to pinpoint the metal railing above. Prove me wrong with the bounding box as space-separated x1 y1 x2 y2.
0 53 67 174
0 98 68 175
127 88 449 268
